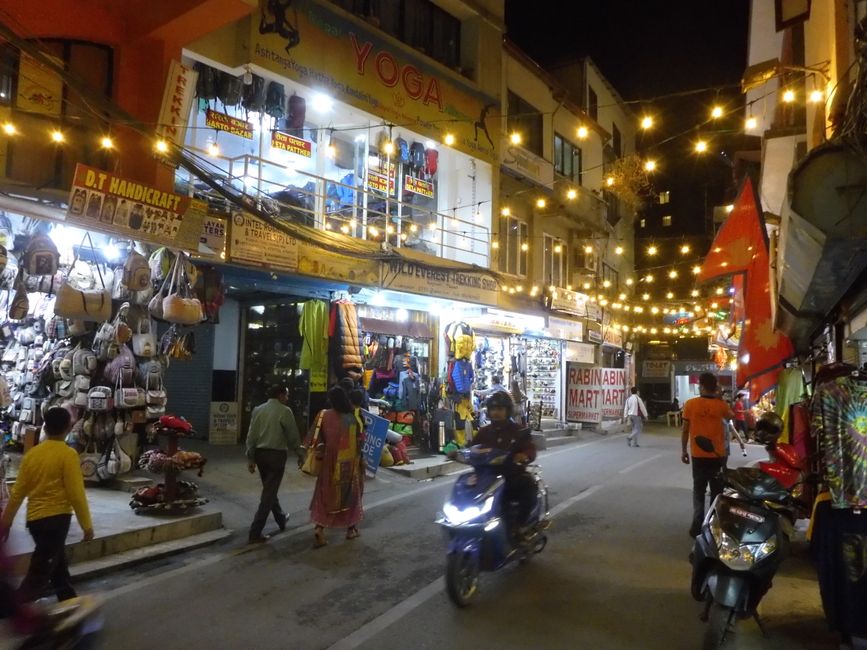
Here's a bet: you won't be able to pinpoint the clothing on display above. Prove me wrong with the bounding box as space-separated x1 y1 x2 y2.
299 300 329 392
775 367 808 443
329 301 363 381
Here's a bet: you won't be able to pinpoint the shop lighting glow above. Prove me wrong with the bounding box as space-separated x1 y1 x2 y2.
521 242 529 252
625 278 634 286
582 283 591 290
425 140 436 149
103 243 120 262
666 291 674 299
311 93 334 112
340 225 350 234
395 308 409 322
692 265 702 274
382 141 395 155
554 244 562 254
602 280 611 288
491 241 499 249
691 289 700 297
501 207 511 216
606 176 615 187
409 224 418 233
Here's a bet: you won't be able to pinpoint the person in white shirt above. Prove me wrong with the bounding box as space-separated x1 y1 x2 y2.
623 386 649 447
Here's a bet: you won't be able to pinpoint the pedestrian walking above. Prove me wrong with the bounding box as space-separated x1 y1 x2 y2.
733 391 748 439
0 407 93 603
681 372 735 537
310 386 365 548
623 386 648 447
246 385 303 544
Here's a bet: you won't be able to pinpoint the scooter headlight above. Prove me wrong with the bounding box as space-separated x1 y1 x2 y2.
716 533 778 570
443 496 495 525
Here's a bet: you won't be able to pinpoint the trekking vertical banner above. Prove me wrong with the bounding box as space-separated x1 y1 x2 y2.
360 410 390 475
565 365 628 423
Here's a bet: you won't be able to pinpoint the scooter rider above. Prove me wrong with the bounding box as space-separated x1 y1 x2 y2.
471 391 538 536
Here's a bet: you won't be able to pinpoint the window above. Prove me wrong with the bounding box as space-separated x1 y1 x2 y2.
543 234 567 288
662 215 672 227
640 218 646 228
507 91 543 156
603 190 620 227
4 40 113 191
659 190 670 204
331 0 461 69
588 86 598 121
602 263 619 291
554 133 582 184
612 123 622 157
497 214 528 277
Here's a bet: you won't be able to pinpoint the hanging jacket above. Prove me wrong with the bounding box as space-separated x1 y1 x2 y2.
330 302 363 379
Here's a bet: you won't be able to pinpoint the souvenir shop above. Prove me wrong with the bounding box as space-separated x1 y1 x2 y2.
0 209 216 512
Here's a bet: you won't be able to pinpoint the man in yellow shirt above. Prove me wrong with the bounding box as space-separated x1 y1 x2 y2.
681 373 734 537
0 407 93 602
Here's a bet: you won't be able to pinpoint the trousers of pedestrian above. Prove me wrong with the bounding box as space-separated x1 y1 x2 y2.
628 415 643 444
691 457 726 536
250 448 288 539
19 513 76 603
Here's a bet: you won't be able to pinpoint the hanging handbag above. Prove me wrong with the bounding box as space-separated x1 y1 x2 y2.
301 411 324 477
162 253 204 326
23 232 60 277
96 437 120 482
145 373 167 407
73 390 89 408
114 372 145 409
86 386 113 412
121 250 151 291
132 319 156 358
54 234 111 322
104 344 136 386
80 441 101 484
9 272 29 321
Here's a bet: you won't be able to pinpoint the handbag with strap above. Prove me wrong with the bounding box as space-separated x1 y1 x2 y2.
132 319 156 358
301 410 325 477
162 253 204 326
54 233 111 322
79 441 101 483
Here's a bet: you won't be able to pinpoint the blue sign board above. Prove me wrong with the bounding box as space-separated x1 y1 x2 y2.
360 409 391 476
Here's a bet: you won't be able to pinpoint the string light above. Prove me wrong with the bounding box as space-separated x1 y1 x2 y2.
383 141 395 155
386 225 395 234
692 265 701 274
206 141 219 156
50 129 65 144
642 293 650 301
536 198 547 209
694 139 708 153
613 245 624 255
154 139 169 153
745 116 758 130
582 282 592 290
645 274 654 283
521 242 529 252
647 245 658 256
567 188 578 200
340 225 350 234
782 89 795 103
680 244 691 254
710 105 723 119
501 207 511 217
577 125 589 139
509 132 522 145
641 115 654 129
409 224 418 233
606 176 615 187
444 133 456 146
651 307 660 315
715 287 724 295
491 240 499 249
618 293 627 300
691 289 700 297
625 278 634 286
368 226 379 237
2 122 16 136
644 159 657 172
809 89 824 104
666 291 674 299
668 269 678 279
349 218 358 228
554 244 562 253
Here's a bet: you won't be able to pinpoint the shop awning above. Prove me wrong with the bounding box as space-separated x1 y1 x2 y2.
360 317 432 339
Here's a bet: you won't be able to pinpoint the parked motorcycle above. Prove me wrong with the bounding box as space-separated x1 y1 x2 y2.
436 445 549 607
690 412 807 649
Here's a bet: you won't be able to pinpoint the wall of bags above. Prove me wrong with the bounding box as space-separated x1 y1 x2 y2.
0 212 219 485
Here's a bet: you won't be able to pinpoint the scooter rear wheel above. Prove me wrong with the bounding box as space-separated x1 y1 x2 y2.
445 552 479 607
702 601 735 650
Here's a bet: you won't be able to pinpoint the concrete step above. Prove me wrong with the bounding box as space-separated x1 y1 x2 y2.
384 456 461 479
69 528 232 580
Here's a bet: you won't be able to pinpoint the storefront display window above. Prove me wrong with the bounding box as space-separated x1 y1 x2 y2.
182 61 491 267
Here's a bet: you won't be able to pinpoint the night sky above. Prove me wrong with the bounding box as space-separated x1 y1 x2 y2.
505 0 753 235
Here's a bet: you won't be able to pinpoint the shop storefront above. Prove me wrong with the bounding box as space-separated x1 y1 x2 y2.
182 0 498 269
673 361 733 402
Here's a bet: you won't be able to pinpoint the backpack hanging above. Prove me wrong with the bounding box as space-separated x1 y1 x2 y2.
395 137 410 165
265 81 286 119
425 148 439 177
242 74 267 115
194 62 217 101
23 233 59 277
409 142 425 170
217 72 243 108
122 250 151 292
287 94 306 135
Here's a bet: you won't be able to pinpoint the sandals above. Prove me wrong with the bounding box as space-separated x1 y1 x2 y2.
314 526 328 549
346 526 360 540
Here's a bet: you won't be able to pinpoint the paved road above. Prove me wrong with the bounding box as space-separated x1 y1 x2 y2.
84 426 835 649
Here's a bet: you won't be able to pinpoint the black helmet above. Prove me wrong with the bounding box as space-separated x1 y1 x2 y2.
486 390 514 416
753 411 784 445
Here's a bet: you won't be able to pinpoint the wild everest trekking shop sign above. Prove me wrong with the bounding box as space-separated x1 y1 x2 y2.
565 365 628 424
381 259 498 305
251 0 499 163
66 163 203 251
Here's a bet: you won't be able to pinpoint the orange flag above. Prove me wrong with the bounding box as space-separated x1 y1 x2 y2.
701 178 794 401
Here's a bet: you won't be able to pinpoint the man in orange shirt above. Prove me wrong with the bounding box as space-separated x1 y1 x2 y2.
681 372 734 537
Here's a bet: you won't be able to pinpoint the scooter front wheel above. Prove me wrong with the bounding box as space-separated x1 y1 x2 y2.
445 551 479 607
702 601 736 650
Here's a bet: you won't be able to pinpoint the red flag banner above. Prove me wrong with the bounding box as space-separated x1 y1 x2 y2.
698 177 765 283
701 178 794 401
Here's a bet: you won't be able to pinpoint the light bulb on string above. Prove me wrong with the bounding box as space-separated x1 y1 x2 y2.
100 135 114 150
509 132 522 145
554 243 563 254
618 292 627 300
536 198 547 209
615 245 624 255
501 206 511 217
50 129 65 144
409 224 418 233
644 159 657 172
582 282 592 290
694 139 708 153
645 274 654 283
692 265 702 275
642 293 650 301
668 270 678 279
745 116 758 131
710 105 724 119
606 176 615 187
206 141 220 157
567 188 577 200
443 133 456 146
666 291 674 299
809 89 824 104
2 122 16 136
680 244 691 254
691 289 700 297
782 89 795 103
521 242 529 252
625 277 634 286
584 245 594 254
577 125 589 139
491 240 499 249
647 245 658 256
640 115 654 129
383 140 395 155
154 139 169 154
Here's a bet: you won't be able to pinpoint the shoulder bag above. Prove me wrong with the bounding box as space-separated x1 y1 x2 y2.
54 233 111 323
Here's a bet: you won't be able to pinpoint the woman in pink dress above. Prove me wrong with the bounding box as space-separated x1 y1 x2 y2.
310 386 365 548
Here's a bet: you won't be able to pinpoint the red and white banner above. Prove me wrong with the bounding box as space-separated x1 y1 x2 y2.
565 365 627 423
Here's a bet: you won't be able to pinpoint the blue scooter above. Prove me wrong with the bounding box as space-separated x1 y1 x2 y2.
436 445 550 607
